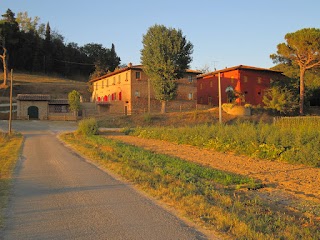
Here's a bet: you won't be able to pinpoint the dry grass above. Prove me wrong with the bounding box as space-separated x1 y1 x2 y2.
60 133 320 239
0 72 91 101
0 132 23 227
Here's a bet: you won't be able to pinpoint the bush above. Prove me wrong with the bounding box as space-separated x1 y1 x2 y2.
77 118 98 136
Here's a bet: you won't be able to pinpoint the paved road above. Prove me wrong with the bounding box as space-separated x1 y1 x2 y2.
0 121 207 240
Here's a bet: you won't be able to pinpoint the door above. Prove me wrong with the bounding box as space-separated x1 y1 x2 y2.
28 106 39 119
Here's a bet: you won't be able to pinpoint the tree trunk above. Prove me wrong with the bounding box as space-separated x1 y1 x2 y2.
161 100 166 114
0 47 7 86
299 67 306 115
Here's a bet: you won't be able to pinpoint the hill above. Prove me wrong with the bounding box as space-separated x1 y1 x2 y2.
0 72 91 101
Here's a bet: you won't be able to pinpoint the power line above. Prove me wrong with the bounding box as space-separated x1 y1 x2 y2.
54 59 95 66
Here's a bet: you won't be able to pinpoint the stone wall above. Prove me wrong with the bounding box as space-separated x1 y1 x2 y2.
17 100 48 120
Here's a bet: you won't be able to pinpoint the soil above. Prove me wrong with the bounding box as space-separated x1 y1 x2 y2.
107 134 320 218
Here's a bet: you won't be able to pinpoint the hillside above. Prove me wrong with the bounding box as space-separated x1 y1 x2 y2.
0 72 91 101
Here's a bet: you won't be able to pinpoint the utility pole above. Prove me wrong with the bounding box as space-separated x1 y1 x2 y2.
218 72 222 124
9 69 13 134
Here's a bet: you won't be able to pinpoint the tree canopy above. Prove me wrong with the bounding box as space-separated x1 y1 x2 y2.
270 28 320 115
0 9 121 82
68 90 81 113
141 24 193 113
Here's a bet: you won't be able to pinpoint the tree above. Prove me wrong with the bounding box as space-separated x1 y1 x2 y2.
271 28 320 115
0 9 19 86
68 90 81 115
82 43 120 79
141 24 193 113
263 86 298 114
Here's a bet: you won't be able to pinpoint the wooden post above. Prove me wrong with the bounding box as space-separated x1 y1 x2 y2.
218 72 222 124
9 69 13 135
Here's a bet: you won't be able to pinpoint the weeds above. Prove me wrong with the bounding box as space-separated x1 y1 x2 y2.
0 133 23 227
131 120 320 167
60 133 320 239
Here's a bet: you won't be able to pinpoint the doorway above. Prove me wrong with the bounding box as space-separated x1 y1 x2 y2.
28 106 39 119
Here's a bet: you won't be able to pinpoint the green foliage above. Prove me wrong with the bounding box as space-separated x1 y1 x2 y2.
83 43 120 79
263 86 298 114
141 24 193 112
61 133 320 239
68 90 81 112
271 28 320 114
0 9 121 80
131 121 320 167
77 118 98 136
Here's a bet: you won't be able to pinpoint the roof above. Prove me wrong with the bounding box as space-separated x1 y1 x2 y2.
89 65 143 83
49 99 69 105
197 65 283 79
89 64 202 83
16 94 51 101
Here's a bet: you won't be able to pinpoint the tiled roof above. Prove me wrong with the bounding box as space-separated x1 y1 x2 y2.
89 64 202 83
49 99 69 105
16 94 51 101
197 65 283 78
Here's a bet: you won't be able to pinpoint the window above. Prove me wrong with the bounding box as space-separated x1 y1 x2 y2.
135 90 140 97
243 76 248 83
257 77 262 84
136 71 141 80
200 83 203 90
96 82 98 90
102 80 104 89
106 79 109 87
113 77 116 85
188 75 193 83
118 75 121 84
126 72 128 81
210 81 213 87
208 96 212 105
119 92 122 101
231 76 234 84
188 93 193 100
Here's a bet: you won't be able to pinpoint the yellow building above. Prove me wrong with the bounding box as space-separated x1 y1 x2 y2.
89 63 201 115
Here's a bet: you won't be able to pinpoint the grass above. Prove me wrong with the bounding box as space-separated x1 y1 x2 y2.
130 120 320 167
0 132 23 227
60 132 320 239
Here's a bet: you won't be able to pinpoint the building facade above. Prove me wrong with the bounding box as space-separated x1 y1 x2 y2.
197 65 285 106
16 94 75 120
90 64 201 115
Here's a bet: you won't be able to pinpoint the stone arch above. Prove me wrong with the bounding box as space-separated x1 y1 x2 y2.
28 106 39 119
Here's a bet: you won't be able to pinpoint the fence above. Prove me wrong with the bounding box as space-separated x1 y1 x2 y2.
273 116 320 127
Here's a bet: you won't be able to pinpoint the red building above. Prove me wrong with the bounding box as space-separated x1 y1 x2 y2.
197 65 285 106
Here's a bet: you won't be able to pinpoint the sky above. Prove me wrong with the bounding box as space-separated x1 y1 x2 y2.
1 0 320 71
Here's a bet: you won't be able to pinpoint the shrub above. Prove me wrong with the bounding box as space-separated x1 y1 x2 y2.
77 118 98 136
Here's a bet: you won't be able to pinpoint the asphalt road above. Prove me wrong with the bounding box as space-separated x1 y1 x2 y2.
0 121 207 240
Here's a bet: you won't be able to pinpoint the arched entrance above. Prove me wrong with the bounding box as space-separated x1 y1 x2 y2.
28 106 39 119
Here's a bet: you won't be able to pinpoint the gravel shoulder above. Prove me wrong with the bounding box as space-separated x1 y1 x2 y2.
108 135 320 213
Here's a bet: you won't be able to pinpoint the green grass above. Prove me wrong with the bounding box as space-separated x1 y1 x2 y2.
130 120 320 167
0 132 23 227
60 132 320 239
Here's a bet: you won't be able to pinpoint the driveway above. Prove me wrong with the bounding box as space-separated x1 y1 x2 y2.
0 121 207 240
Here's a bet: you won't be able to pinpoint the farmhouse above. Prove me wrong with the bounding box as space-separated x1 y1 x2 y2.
90 63 201 115
197 65 285 106
16 94 75 120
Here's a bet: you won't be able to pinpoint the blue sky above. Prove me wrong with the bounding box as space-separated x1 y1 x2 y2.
1 0 320 71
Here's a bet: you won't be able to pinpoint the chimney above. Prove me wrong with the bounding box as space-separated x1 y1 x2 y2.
128 62 133 68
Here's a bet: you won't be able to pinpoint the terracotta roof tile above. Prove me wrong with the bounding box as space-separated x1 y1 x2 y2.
16 94 51 101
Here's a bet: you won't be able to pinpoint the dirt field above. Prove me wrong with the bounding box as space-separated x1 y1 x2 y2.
108 134 320 217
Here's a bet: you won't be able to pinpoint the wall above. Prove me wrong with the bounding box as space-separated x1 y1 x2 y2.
17 100 48 120
197 70 240 106
197 69 283 106
92 67 200 115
